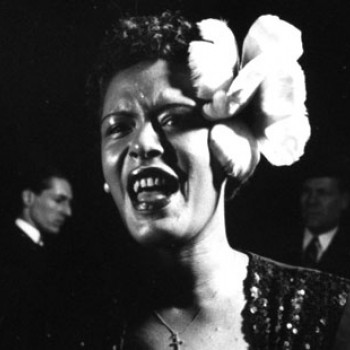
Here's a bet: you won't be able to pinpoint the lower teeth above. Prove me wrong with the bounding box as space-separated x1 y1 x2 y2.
139 202 150 211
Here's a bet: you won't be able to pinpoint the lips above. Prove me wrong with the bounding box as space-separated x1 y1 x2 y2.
127 166 179 211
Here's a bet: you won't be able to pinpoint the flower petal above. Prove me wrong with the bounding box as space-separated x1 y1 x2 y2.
259 61 306 124
189 19 239 99
210 122 260 181
242 14 303 65
203 53 275 120
258 115 311 166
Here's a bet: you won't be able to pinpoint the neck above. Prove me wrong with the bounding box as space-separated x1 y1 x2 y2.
20 210 39 231
146 205 248 309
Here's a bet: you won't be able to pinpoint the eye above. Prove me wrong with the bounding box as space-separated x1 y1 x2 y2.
107 121 133 138
157 106 199 131
53 196 67 204
159 113 185 128
101 114 136 139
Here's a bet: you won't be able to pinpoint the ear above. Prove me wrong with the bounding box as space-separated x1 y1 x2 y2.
21 189 35 207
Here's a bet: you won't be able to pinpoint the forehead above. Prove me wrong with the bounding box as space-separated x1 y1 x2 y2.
45 177 73 197
303 177 340 191
102 59 196 115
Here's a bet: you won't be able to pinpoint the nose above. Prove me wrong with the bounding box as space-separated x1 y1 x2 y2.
304 191 319 206
129 121 164 160
62 203 72 217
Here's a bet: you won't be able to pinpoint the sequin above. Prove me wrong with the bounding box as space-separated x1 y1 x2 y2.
250 286 259 298
297 289 305 296
254 272 260 282
339 293 347 306
250 306 258 314
259 298 268 307
283 340 290 348
293 314 300 322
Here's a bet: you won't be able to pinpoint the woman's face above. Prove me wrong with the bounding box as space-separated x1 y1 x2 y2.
101 59 222 248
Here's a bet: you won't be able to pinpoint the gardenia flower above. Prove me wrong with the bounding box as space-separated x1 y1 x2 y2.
188 15 310 178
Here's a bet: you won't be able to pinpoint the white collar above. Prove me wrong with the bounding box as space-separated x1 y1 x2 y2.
15 218 44 246
303 226 338 258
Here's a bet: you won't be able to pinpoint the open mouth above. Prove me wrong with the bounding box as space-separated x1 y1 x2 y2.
127 166 179 211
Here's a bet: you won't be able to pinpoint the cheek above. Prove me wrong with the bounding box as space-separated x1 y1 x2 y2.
172 129 211 166
328 200 342 213
174 131 216 193
101 144 129 211
101 143 123 180
35 203 50 221
45 202 56 214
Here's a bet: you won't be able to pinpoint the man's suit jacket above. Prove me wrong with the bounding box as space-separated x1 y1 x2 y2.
0 223 46 272
0 223 49 349
0 223 98 349
273 225 350 279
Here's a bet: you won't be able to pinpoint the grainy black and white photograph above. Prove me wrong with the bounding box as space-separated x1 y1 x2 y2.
1 0 350 348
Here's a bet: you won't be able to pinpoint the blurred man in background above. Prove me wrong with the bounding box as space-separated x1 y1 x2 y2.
274 158 350 278
0 165 73 348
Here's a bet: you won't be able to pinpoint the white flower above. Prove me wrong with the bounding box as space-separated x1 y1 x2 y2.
188 15 310 175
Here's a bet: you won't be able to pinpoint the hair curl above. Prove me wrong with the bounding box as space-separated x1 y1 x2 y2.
88 11 200 114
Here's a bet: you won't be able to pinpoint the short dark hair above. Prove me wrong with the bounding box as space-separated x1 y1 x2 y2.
88 11 200 115
301 155 350 193
20 165 70 195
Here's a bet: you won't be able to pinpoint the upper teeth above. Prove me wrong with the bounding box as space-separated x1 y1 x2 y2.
133 177 164 193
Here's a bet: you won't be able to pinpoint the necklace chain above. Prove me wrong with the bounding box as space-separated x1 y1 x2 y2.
153 308 201 349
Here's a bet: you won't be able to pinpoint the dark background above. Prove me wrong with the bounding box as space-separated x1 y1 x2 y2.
1 0 350 258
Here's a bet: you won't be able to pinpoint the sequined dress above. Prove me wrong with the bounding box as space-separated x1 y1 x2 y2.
242 253 350 349
71 253 350 350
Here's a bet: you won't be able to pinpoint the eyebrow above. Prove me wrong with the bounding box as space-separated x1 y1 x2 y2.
154 103 196 114
100 110 134 125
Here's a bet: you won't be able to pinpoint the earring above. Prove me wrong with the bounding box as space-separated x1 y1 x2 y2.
103 183 110 193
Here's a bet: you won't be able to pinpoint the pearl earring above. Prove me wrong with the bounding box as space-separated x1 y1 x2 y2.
103 183 110 193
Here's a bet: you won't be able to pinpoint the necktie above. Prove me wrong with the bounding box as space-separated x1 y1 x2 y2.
303 236 321 268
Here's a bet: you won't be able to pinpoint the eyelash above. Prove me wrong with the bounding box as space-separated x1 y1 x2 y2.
105 120 136 138
158 108 198 130
159 113 184 128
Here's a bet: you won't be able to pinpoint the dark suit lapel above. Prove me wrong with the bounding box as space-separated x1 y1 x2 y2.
318 227 350 277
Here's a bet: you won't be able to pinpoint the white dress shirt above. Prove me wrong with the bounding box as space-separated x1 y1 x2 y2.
303 227 338 262
15 218 44 246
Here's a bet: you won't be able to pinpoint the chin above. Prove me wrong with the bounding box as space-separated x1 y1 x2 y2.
127 219 189 249
46 227 60 235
